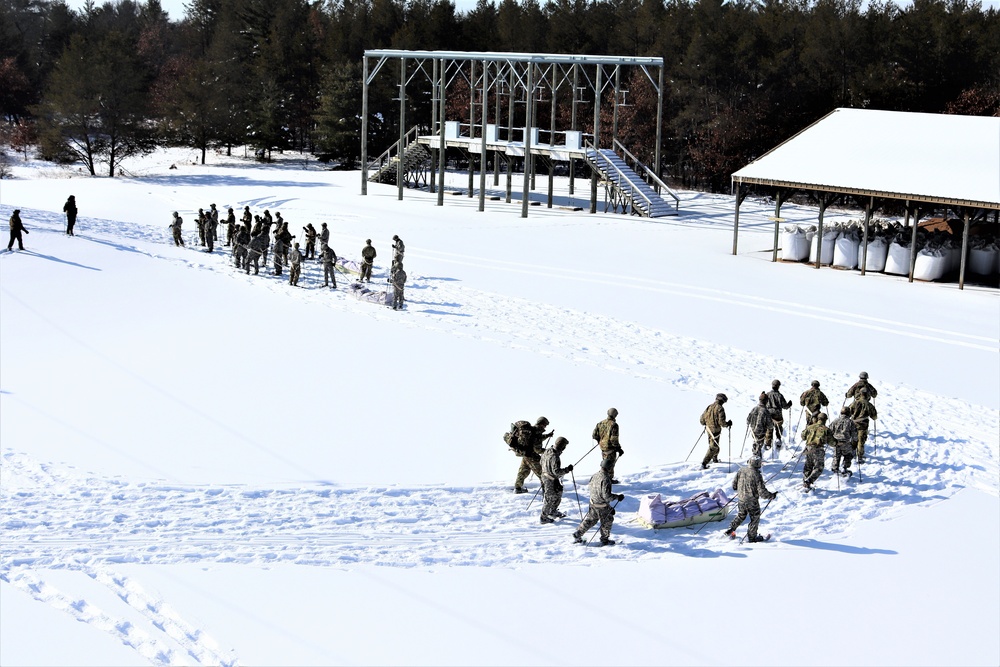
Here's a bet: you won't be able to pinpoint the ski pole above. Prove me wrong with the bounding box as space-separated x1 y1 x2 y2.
873 420 877 457
527 482 543 511
685 429 706 462
739 424 750 459
694 494 736 535
739 495 775 545
585 498 621 546
728 426 732 473
573 443 599 468
570 469 583 520
794 405 805 439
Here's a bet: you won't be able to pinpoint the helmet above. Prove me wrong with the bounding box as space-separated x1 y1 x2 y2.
366 239 372 244
841 406 850 415
393 234 399 240
716 393 727 403
758 393 767 404
607 407 618 418
860 371 869 380
173 211 178 216
600 456 615 471
748 455 763 468
536 416 549 427
554 436 569 448
772 380 781 389
811 380 820 388
817 412 828 422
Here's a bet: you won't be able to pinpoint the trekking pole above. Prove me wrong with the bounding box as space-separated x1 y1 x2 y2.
585 498 621 546
793 405 805 439
738 496 775 545
739 424 750 459
685 429 706 462
728 427 732 473
570 469 583 520
873 420 877 457
573 443 599 468
694 495 737 535
527 483 543 511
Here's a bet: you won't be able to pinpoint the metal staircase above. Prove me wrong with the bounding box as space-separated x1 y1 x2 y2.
367 126 432 187
584 143 679 217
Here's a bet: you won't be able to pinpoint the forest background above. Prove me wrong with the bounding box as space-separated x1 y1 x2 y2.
1 0 998 191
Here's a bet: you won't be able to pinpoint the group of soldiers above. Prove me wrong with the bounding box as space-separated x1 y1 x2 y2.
508 371 881 546
508 408 626 546
166 205 409 307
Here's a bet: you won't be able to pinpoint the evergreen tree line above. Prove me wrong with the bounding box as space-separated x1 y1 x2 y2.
1 0 997 188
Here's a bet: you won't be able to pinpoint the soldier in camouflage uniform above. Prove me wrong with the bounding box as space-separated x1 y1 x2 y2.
271 230 285 276
320 222 329 248
289 242 303 286
391 262 407 310
540 437 574 524
234 227 250 269
848 389 878 463
799 380 829 426
514 417 553 493
204 208 216 253
746 393 771 456
303 223 318 260
572 457 624 546
169 212 184 247
196 208 206 246
700 393 732 469
360 239 376 282
225 208 236 246
321 242 338 288
724 455 776 542
846 372 878 402
764 380 793 449
801 413 835 489
828 406 858 475
392 234 405 262
592 408 624 482
241 206 252 229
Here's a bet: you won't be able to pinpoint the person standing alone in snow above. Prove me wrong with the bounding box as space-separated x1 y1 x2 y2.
63 195 77 236
7 210 28 251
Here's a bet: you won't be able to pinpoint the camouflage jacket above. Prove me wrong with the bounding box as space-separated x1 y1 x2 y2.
845 380 878 401
170 216 182 232
829 416 858 444
732 466 775 503
700 402 727 433
592 418 621 453
765 390 792 416
289 248 302 266
321 245 337 265
587 469 615 508
746 404 771 439
361 244 376 263
799 388 829 414
320 228 329 244
391 268 407 289
801 423 835 448
849 398 878 425
540 448 571 480
248 233 266 252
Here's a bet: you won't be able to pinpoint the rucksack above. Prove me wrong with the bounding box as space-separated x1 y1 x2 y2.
504 420 533 455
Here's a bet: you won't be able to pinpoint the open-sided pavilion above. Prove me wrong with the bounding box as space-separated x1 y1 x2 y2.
731 108 1000 289
360 49 678 219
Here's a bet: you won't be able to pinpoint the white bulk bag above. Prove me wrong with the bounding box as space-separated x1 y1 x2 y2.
884 242 911 275
781 227 810 261
969 247 999 275
913 248 948 281
863 237 888 272
811 229 838 265
833 235 860 269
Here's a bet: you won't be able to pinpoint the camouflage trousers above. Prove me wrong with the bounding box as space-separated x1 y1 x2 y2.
750 435 766 456
727 499 762 540
701 430 721 467
601 447 619 477
766 416 784 447
172 230 184 247
831 440 855 472
289 263 301 286
323 263 337 287
541 478 564 519
245 251 260 275
392 285 404 310
803 445 825 485
855 423 869 460
576 504 614 541
514 456 542 490
360 261 373 282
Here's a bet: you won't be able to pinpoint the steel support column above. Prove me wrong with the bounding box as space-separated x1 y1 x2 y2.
959 210 971 290
478 62 488 212
590 65 602 215
521 63 534 218
860 197 874 275
361 56 369 195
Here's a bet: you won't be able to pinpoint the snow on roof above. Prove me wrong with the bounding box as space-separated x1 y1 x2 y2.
732 108 1000 209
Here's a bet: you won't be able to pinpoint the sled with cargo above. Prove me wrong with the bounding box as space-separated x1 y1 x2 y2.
637 488 730 529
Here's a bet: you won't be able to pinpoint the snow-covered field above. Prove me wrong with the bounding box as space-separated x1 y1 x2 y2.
1 148 998 666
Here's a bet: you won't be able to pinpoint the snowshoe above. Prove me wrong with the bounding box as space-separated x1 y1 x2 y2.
540 516 554 524
598 538 617 547
724 529 736 540
572 532 584 544
514 487 528 494
611 479 620 484
552 510 567 518
749 534 772 543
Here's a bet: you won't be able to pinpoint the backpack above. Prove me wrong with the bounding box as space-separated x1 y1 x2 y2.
504 420 533 455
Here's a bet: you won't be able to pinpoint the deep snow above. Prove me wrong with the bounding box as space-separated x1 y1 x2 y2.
1 148 998 666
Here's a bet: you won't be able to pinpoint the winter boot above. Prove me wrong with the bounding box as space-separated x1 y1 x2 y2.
514 487 527 494
599 538 616 546
540 515 554 524
572 532 584 544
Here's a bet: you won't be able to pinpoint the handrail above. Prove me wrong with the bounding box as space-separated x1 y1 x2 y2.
368 125 422 172
613 138 680 209
585 141 656 216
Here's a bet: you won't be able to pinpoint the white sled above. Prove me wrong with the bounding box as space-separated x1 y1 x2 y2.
348 282 391 306
336 257 363 276
636 489 730 529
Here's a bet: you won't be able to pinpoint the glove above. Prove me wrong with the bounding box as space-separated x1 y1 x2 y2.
544 431 554 439
726 420 733 428
566 464 573 472
617 493 625 502
616 447 624 457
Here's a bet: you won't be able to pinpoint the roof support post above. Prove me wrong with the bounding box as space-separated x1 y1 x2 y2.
654 64 664 188
815 196 829 269
530 70 538 192
959 209 971 290
494 67 501 186
590 65 603 215
907 205 921 282
548 65 557 208
860 197 874 276
361 55 369 195
612 65 620 146
521 63 535 218
732 182 747 255
437 59 447 207
478 62 489 212
397 56 406 201
771 189 788 263
430 57 438 194
569 64 579 196
468 60 476 198
506 65 515 204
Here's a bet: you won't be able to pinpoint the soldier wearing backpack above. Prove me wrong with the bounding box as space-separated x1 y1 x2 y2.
506 417 553 494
